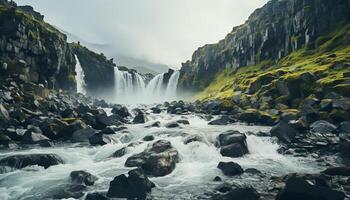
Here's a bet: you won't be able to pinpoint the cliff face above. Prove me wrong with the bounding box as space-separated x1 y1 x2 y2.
72 43 115 93
179 0 350 91
0 3 76 90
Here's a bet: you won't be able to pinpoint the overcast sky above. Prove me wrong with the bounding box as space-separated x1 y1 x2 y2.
17 0 268 68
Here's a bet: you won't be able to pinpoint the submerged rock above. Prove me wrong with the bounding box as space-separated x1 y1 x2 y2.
0 154 63 170
85 193 109 200
112 147 127 158
165 121 180 128
125 140 179 177
107 168 155 199
217 161 244 176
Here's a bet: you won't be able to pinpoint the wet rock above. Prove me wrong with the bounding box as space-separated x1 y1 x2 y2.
95 114 118 130
217 161 243 176
70 170 98 186
111 105 130 118
183 134 205 144
50 184 86 199
85 192 109 200
177 119 190 125
238 109 261 124
276 174 345 200
339 121 350 134
146 121 160 128
22 127 51 144
143 135 155 141
0 134 11 145
245 168 262 175
310 120 337 134
339 141 350 158
4 128 26 141
71 127 97 143
322 167 350 176
214 187 260 200
209 115 235 125
133 112 147 124
40 118 68 140
165 121 180 128
125 140 179 177
107 168 155 199
213 176 222 182
58 120 88 140
270 121 299 143
0 104 10 123
100 126 118 135
89 133 118 146
112 147 127 158
0 154 63 170
217 130 248 158
151 107 162 114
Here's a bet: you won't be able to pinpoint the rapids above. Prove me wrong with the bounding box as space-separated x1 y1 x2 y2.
0 105 324 200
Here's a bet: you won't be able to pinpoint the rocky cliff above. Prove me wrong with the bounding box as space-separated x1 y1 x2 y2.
179 0 350 91
0 2 76 90
71 43 116 93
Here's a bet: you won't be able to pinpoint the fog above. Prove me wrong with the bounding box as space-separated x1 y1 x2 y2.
17 0 268 69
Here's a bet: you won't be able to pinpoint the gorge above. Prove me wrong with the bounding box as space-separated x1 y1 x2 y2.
0 0 350 200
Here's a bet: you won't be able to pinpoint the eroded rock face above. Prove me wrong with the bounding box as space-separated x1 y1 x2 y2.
125 140 179 177
107 168 155 199
0 154 63 170
217 130 249 158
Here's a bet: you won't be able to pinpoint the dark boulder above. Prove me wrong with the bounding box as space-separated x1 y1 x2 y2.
70 170 98 186
112 147 127 158
71 127 97 143
40 118 69 140
310 120 337 134
143 135 155 141
89 133 118 146
217 161 244 176
111 105 130 118
322 167 350 176
165 121 180 128
270 121 299 143
238 109 261 124
217 130 248 158
339 121 350 134
177 119 190 125
95 114 118 130
0 134 11 145
125 140 179 177
339 141 350 158
276 174 345 200
107 168 155 199
209 115 235 125
58 120 88 140
184 135 205 144
22 127 51 144
133 113 147 124
85 193 109 200
151 107 162 114
0 154 63 170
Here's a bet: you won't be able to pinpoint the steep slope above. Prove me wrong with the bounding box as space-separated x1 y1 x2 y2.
179 0 350 92
0 2 76 90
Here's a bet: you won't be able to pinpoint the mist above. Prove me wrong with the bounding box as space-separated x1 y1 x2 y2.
17 0 268 69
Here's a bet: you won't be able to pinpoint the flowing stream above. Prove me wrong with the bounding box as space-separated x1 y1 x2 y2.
0 106 324 200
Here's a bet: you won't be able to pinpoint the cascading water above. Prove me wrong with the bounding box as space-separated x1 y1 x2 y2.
113 68 180 104
74 55 86 95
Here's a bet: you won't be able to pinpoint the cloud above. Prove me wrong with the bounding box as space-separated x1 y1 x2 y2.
17 0 268 68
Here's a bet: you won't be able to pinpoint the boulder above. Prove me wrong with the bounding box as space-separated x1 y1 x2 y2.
0 134 11 145
339 121 350 133
238 109 261 124
322 167 350 176
58 120 88 140
40 118 68 140
177 119 190 125
112 147 127 158
214 187 260 200
217 130 248 158
70 170 98 186
71 127 97 143
107 168 155 199
310 120 337 134
0 154 63 170
111 105 130 118
270 121 299 143
85 193 109 200
217 161 244 176
183 135 205 144
276 174 345 200
89 133 118 146
22 127 51 144
125 140 179 177
209 115 235 125
133 113 147 124
339 141 350 158
165 121 180 128
143 135 155 141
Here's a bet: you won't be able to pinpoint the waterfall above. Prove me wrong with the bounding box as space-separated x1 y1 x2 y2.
74 55 86 94
113 68 180 104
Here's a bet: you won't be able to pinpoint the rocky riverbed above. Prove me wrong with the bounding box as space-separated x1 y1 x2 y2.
1 76 350 200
